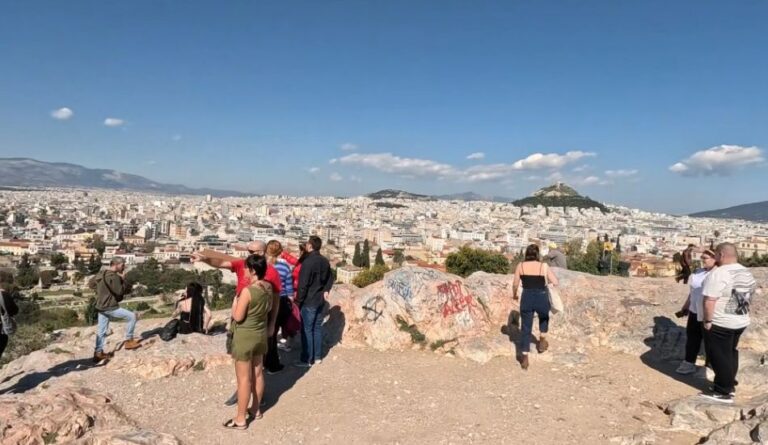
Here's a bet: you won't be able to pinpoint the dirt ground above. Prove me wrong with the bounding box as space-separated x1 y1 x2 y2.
77 344 700 445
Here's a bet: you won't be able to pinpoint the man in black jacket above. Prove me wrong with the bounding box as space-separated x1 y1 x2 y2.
295 236 334 368
0 286 19 361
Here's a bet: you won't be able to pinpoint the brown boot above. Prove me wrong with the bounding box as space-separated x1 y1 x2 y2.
123 339 142 350
519 354 529 370
537 337 549 353
93 351 111 363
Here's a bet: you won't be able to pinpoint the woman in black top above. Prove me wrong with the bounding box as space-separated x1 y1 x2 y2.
0 287 20 361
172 282 211 334
513 244 560 370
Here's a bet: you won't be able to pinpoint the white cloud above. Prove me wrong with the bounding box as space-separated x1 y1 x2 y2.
572 164 590 173
512 151 595 170
104 117 125 127
340 143 358 151
146 160 157 165
466 152 485 160
349 175 363 183
336 150 598 184
337 153 457 179
308 167 320 173
581 176 600 185
172 134 182 142
51 107 73 120
670 145 763 176
329 172 343 182
605 169 638 178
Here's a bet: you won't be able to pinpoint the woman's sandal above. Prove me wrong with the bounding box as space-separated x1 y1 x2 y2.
247 411 263 422
223 419 248 430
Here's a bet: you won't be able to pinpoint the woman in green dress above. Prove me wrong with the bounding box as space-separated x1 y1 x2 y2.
224 255 276 430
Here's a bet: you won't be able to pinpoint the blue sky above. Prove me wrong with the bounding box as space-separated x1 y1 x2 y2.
1 1 767 214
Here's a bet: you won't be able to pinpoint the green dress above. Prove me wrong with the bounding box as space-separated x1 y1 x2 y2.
230 284 271 361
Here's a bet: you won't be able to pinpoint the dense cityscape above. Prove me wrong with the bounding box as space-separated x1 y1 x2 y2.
2 186 766 287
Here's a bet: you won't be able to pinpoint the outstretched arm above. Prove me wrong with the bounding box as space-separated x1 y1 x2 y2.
192 252 232 270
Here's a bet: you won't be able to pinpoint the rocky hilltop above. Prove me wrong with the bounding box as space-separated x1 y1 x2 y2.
1 267 766 444
513 182 609 213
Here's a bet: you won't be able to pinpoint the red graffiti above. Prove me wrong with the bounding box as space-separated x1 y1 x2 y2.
437 280 477 318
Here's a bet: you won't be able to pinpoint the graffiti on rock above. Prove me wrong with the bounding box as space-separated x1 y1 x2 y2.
387 276 414 301
437 280 478 320
362 295 386 323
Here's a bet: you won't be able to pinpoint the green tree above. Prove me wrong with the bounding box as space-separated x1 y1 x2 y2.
352 243 362 267
15 253 40 288
567 240 621 275
352 264 389 288
39 270 56 288
362 239 371 269
393 249 405 266
50 252 69 269
445 246 510 277
87 255 102 274
92 235 106 256
375 248 385 266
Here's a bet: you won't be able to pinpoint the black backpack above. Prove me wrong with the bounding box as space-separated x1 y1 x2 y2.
160 318 179 342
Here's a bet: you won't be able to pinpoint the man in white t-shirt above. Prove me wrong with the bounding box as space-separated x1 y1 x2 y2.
699 243 756 404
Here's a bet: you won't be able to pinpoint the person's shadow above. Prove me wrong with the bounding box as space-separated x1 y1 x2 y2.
0 358 104 395
261 303 345 413
639 316 708 391
502 309 545 359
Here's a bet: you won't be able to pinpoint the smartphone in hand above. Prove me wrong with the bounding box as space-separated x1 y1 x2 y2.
675 309 689 318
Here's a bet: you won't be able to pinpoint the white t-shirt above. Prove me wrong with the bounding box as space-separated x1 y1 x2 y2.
701 263 756 329
688 268 711 320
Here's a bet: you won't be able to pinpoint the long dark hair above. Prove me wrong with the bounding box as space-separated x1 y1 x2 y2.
245 254 267 280
297 242 309 265
524 244 540 262
184 282 205 333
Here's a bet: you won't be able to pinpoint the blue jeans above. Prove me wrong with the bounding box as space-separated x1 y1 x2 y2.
95 308 137 353
300 304 324 364
520 288 551 354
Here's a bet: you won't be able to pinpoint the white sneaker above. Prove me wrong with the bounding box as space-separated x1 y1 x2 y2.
675 361 697 375
314 359 322 365
277 343 292 352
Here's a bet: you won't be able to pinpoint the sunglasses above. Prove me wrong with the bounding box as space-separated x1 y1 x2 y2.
248 249 264 255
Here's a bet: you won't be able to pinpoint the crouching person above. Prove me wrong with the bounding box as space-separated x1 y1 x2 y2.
93 257 141 363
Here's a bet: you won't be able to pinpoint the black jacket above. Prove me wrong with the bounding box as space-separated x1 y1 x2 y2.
297 251 334 309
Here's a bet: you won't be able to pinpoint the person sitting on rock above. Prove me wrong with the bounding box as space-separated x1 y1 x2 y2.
93 257 141 363
675 248 717 375
224 254 277 430
172 282 212 335
512 244 560 370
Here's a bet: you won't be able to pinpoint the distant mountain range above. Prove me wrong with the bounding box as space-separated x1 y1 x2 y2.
0 158 249 197
366 183 608 211
690 201 768 222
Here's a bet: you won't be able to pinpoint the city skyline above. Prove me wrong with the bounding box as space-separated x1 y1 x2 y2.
2 1 767 214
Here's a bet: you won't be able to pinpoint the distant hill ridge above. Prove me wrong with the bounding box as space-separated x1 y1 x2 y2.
691 200 768 222
0 158 248 197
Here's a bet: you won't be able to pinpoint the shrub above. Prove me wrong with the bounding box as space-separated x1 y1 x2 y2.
445 246 510 277
352 264 389 288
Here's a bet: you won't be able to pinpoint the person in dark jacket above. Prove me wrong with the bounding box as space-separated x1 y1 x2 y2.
93 257 141 363
0 286 19 361
295 236 334 367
